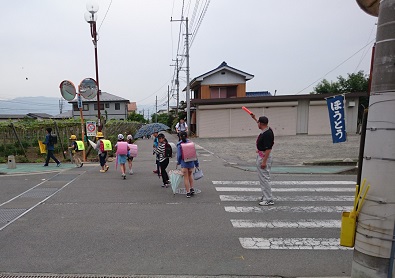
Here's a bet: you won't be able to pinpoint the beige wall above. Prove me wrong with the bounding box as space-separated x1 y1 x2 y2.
197 103 298 138
308 103 331 135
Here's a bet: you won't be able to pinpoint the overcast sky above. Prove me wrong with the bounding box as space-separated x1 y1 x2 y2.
0 1 377 113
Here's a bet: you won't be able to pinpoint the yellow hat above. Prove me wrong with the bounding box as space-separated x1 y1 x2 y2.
96 132 104 138
69 134 77 140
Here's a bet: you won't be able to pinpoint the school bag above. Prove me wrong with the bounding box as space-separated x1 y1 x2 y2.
100 139 112 152
128 144 138 157
181 142 197 162
164 142 172 158
116 141 128 155
75 141 85 151
49 134 58 145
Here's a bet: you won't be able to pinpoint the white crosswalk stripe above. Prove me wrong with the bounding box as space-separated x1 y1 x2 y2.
220 195 354 202
213 180 355 185
216 187 355 192
239 237 350 250
214 179 355 250
224 206 352 213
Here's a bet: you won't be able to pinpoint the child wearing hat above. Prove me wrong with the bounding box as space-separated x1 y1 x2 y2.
94 132 110 173
66 134 83 167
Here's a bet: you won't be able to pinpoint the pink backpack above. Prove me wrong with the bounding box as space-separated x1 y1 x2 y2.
128 144 138 157
181 142 197 162
116 141 128 155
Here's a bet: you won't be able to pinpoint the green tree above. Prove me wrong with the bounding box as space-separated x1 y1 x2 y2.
127 111 147 123
312 70 369 94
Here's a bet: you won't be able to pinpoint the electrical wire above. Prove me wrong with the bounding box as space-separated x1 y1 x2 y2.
98 0 113 32
295 38 375 95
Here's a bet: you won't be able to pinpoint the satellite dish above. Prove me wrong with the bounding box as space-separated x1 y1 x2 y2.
59 80 77 101
79 78 98 100
356 0 379 17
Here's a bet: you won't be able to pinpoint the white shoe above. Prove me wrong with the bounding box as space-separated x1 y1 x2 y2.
129 169 133 175
259 200 274 206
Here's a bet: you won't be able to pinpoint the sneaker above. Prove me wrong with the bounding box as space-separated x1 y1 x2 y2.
79 163 83 168
105 165 109 171
129 169 133 175
161 184 165 188
100 170 106 173
43 164 48 167
56 163 61 167
122 173 126 179
186 192 191 198
259 200 274 206
190 188 195 195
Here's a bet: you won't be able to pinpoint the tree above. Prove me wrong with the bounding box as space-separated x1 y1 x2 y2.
127 111 147 123
312 71 369 94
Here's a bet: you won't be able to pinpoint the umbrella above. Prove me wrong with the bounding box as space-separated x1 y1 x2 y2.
168 169 184 195
134 123 170 138
88 139 97 149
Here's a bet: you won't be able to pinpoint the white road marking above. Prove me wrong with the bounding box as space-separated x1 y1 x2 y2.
239 237 351 250
216 187 355 192
224 206 352 213
219 195 354 202
212 180 355 185
231 219 341 228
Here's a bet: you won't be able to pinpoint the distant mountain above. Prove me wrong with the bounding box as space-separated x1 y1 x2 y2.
0 96 71 116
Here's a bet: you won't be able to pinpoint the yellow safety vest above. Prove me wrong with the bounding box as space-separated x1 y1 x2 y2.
76 141 85 151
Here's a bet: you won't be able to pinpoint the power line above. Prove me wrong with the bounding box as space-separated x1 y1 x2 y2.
98 0 113 32
295 39 375 95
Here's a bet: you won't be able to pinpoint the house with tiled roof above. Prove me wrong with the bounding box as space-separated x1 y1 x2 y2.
188 62 364 138
68 91 130 121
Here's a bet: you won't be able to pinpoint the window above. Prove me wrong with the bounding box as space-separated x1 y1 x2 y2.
115 103 120 110
94 103 104 110
83 104 89 111
210 87 227 99
105 103 110 108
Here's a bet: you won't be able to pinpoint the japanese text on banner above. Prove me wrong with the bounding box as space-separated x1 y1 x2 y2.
326 95 347 143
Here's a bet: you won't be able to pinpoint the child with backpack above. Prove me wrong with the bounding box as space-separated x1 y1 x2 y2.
94 131 110 173
177 131 199 198
67 134 84 167
155 133 171 187
126 134 136 175
115 134 129 179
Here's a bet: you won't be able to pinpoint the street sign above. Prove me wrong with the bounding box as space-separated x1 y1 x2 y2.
86 121 97 137
77 94 83 109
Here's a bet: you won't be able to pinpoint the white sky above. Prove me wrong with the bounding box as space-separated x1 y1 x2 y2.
0 1 377 113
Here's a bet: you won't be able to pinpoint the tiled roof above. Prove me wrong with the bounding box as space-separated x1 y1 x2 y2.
68 91 129 103
0 114 30 119
246 91 272 97
27 113 53 118
189 61 254 88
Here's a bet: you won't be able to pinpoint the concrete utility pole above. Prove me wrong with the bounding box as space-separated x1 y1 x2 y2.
170 17 191 133
176 57 180 116
167 85 170 113
352 1 395 277
185 17 191 135
155 96 158 123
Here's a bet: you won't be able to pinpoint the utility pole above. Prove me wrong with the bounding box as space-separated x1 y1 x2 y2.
185 17 191 135
352 1 395 277
167 85 170 113
175 57 180 116
171 17 191 134
155 96 158 123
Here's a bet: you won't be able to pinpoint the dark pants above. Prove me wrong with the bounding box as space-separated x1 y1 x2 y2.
99 152 107 167
45 150 60 165
160 158 169 184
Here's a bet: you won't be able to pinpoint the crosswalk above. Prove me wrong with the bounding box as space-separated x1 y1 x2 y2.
213 179 355 250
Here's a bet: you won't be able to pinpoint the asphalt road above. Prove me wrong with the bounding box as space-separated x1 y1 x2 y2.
0 134 356 278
